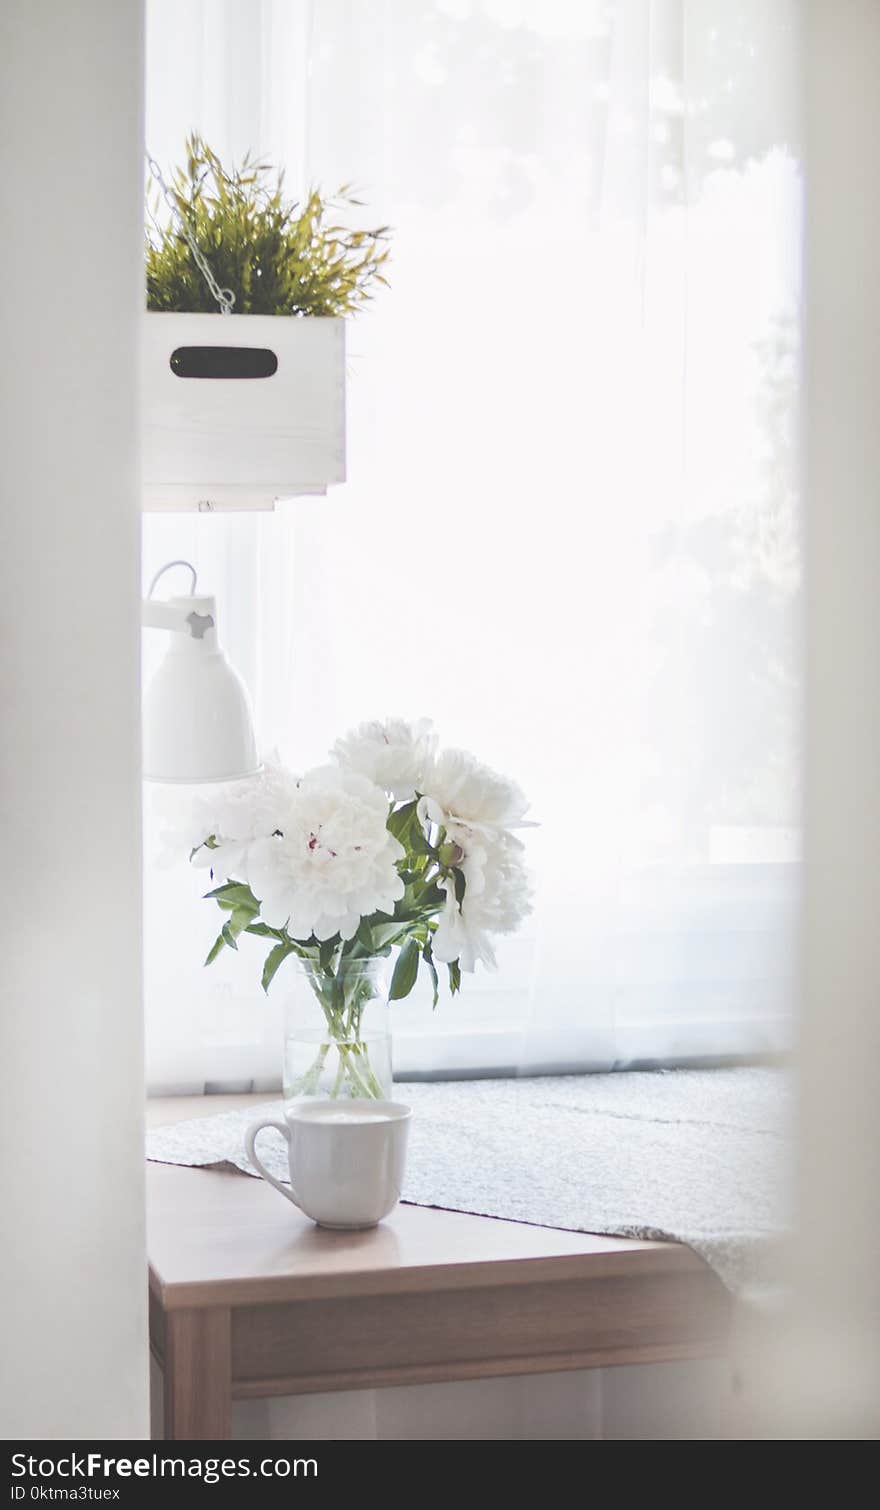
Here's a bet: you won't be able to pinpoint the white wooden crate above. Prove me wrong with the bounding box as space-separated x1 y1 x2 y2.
141 312 345 511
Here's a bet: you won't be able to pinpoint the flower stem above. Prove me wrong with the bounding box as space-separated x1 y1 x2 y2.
284 1040 331 1099
287 959 389 1101
329 1053 346 1099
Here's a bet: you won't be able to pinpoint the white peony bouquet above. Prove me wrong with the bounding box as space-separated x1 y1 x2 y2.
186 718 532 1095
191 716 532 983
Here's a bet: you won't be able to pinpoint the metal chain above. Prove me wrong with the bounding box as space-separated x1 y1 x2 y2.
146 150 236 315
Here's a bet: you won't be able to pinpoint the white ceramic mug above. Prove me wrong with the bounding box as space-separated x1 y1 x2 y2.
245 1100 412 1229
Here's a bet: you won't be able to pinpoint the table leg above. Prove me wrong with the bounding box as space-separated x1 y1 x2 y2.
164 1306 232 1440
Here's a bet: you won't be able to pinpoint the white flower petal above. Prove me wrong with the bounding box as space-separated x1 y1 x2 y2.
242 766 405 945
333 717 437 800
417 793 445 831
427 747 530 830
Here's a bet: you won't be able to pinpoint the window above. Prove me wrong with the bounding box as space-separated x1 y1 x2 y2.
144 0 802 1091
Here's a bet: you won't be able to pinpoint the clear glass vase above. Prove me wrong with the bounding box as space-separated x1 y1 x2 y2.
282 956 393 1107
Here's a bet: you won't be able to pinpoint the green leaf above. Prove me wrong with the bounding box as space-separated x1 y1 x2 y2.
386 800 418 845
262 942 293 994
447 959 462 996
245 921 284 940
204 933 226 967
319 937 339 971
356 918 375 953
204 881 253 904
452 868 466 907
422 938 439 1010
371 918 409 949
389 936 420 1001
220 905 258 953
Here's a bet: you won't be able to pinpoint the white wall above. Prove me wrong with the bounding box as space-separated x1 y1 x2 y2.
749 0 880 1438
0 1 148 1438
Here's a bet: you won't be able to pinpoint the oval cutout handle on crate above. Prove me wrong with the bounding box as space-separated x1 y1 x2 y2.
169 346 279 379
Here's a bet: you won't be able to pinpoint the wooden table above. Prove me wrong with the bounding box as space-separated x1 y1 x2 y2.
147 1095 731 1440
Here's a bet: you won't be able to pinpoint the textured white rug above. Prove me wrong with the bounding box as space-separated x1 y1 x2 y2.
147 1066 790 1295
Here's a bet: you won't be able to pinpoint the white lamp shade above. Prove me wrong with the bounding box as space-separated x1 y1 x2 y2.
142 594 260 783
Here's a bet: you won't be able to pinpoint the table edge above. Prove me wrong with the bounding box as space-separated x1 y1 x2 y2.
149 1232 712 1310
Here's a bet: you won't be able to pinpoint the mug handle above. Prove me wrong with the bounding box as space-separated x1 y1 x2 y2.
244 1118 303 1210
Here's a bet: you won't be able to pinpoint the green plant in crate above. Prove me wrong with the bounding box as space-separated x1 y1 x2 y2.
146 133 390 316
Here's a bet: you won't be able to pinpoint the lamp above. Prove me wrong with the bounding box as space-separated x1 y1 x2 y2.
142 560 261 783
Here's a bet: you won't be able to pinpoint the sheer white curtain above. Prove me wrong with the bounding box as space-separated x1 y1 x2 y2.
143 0 803 1091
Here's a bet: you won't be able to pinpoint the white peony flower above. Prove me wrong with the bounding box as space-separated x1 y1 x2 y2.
187 762 301 884
247 765 405 942
420 747 530 833
332 716 437 801
432 824 533 972
433 880 495 972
